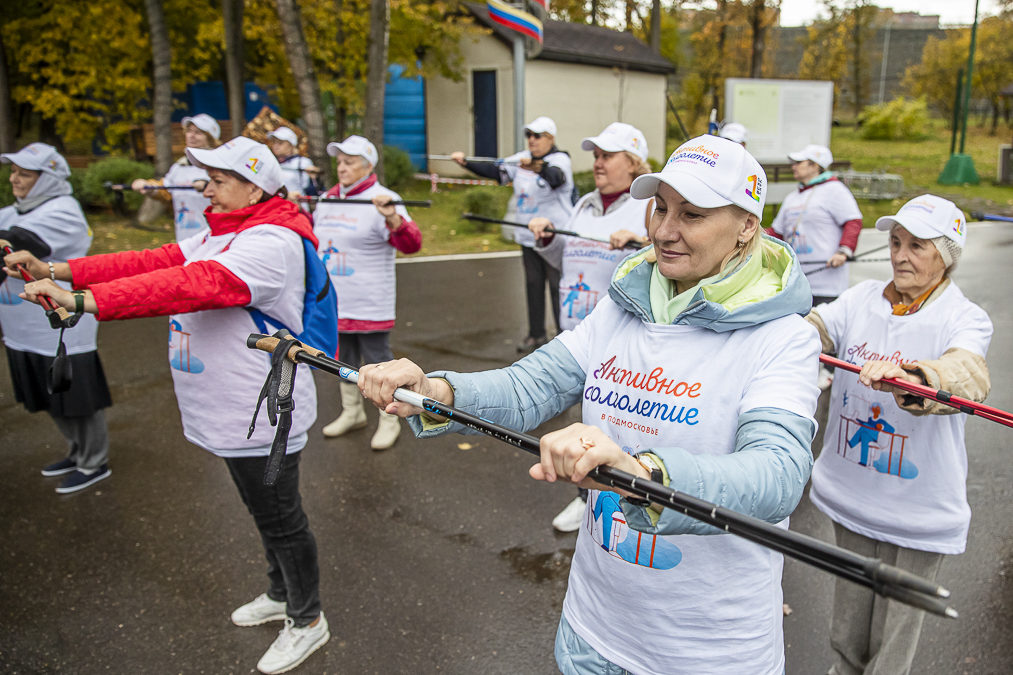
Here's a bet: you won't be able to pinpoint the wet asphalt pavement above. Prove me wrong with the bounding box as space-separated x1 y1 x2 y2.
2 226 1012 675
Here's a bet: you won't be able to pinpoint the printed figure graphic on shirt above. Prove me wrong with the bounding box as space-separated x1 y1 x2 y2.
0 279 23 305
176 203 202 234
321 240 353 277
516 187 536 215
563 272 597 320
169 318 204 373
840 395 918 479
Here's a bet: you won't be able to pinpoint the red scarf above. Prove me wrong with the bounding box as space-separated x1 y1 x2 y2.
204 197 318 248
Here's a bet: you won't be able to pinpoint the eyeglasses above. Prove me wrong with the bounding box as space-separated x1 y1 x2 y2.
524 131 544 139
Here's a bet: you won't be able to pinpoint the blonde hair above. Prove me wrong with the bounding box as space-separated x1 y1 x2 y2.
624 151 651 178
645 203 762 275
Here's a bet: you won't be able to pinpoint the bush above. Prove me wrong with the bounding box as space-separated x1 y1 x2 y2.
78 157 155 211
462 187 502 231
858 97 929 141
383 145 415 189
573 171 596 199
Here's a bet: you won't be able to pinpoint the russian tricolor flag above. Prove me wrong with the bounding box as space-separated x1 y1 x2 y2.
487 0 544 43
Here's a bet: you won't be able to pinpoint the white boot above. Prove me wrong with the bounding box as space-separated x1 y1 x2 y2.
370 410 401 450
322 383 367 438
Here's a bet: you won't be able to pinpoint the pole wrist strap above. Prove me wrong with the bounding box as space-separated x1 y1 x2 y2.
248 329 299 486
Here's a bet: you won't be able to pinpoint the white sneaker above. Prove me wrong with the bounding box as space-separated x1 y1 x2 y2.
322 383 367 438
552 496 587 533
232 593 287 627
257 613 330 674
817 364 835 391
370 410 401 451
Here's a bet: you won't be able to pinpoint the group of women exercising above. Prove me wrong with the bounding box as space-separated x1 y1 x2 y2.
0 112 994 675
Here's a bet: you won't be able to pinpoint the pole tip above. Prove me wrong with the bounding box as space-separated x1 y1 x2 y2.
945 606 959 619
937 586 951 599
971 211 984 220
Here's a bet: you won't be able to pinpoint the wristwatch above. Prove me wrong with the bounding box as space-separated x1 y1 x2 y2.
625 453 664 508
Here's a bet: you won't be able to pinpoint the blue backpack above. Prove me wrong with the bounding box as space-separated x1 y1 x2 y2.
248 237 339 358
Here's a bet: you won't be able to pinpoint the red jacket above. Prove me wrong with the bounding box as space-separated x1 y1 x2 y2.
70 198 316 321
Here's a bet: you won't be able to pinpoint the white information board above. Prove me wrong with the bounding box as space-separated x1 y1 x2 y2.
724 79 834 165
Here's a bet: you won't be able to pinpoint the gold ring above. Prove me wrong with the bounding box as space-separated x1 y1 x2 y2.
579 437 595 450
376 365 384 371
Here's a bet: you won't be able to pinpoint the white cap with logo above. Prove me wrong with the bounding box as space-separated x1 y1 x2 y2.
186 136 283 195
327 135 379 168
875 194 967 249
181 113 222 141
524 116 557 136
787 144 833 169
581 122 649 162
719 122 748 145
1 142 71 179
631 135 766 218
267 126 299 147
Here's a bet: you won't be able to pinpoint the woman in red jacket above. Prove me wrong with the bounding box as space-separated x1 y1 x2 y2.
5 137 329 675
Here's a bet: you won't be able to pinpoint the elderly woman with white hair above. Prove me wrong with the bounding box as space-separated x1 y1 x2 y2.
132 113 220 242
314 135 422 450
357 136 821 675
526 121 653 532
0 143 113 494
452 116 575 351
805 195 992 675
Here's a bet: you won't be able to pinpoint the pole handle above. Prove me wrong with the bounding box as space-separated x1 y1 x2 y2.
247 333 325 360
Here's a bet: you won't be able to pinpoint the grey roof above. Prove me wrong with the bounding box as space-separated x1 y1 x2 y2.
464 2 675 75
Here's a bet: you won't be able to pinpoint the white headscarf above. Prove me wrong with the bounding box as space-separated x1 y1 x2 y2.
17 170 74 214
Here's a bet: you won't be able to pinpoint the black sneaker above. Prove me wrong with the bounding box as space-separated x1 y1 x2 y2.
41 458 77 477
56 465 111 494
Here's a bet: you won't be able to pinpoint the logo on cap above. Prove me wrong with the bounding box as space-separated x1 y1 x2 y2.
745 175 761 202
25 146 40 155
954 218 964 236
48 160 58 171
631 137 640 149
246 158 260 174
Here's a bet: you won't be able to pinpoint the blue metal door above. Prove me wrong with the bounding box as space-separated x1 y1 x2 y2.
384 64 427 171
472 70 498 159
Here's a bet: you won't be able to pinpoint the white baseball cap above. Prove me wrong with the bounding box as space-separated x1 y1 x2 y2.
524 116 557 136
1 142 71 179
631 135 766 218
875 194 967 249
581 122 649 162
182 113 222 141
186 136 283 195
719 122 748 145
327 135 378 168
787 144 833 169
267 126 299 147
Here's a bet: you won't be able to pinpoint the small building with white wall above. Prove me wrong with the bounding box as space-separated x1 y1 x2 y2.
424 3 674 175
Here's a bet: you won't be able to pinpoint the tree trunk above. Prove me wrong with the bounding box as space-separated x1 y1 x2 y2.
851 4 863 120
274 0 331 185
713 0 728 113
222 0 246 137
749 0 766 78
625 0 633 32
333 0 347 141
650 0 661 52
364 0 389 183
0 30 15 154
145 0 173 176
590 0 598 26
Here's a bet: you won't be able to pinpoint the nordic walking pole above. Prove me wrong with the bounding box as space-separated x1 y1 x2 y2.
819 354 1013 428
0 241 72 323
428 155 522 165
971 211 1013 223
462 213 645 250
246 333 958 618
804 244 891 276
103 181 197 192
299 196 432 207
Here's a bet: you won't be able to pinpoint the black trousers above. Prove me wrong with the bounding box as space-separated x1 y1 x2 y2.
225 452 320 626
521 246 561 339
338 331 394 367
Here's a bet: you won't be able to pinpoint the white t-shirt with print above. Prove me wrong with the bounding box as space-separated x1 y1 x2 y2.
171 225 316 457
558 194 650 331
555 295 820 675
809 279 992 554
771 180 862 297
501 150 574 247
278 155 316 196
312 182 410 322
164 160 211 242
0 196 100 356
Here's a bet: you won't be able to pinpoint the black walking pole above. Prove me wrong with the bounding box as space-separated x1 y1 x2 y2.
246 332 958 619
462 213 645 250
298 196 432 207
804 243 891 276
103 181 197 192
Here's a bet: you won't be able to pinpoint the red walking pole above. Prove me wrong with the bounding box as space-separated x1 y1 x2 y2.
820 354 1013 429
0 242 71 320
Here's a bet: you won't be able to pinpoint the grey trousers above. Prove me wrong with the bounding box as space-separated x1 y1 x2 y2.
828 522 944 675
49 410 110 472
338 332 394 368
